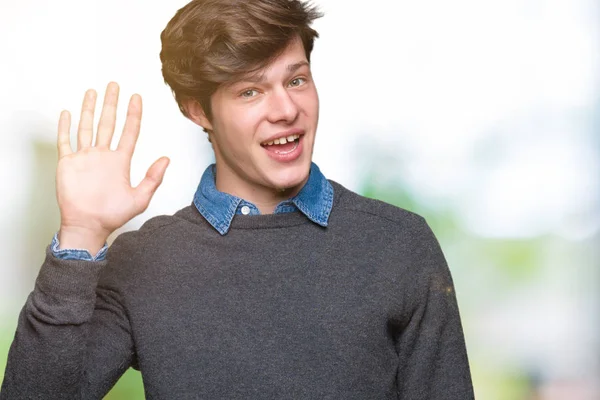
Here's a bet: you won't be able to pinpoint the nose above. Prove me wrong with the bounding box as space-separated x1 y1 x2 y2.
266 87 299 124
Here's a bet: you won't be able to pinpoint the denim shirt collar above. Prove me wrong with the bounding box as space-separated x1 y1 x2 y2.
193 162 334 235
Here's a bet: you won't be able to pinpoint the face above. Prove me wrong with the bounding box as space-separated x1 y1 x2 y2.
196 36 319 200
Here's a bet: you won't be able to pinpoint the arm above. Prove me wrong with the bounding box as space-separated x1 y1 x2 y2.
50 231 108 261
1 237 136 399
395 220 474 399
1 82 168 399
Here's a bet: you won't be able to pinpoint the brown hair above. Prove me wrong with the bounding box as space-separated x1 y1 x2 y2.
159 0 323 128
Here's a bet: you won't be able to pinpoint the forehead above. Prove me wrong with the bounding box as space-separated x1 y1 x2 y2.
230 37 309 85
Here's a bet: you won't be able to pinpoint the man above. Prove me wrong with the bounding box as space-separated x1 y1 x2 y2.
1 0 474 398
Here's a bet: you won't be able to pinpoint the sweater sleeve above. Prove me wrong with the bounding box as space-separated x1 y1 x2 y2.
395 219 474 400
0 239 135 399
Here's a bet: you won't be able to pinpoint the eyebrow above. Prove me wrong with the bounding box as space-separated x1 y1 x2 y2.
287 61 310 73
237 61 310 84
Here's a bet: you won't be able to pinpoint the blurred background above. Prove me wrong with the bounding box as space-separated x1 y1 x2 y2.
1 0 598 398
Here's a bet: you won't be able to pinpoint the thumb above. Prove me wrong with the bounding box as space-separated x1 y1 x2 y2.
133 157 170 212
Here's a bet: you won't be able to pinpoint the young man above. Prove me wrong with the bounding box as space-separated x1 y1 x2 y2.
1 0 474 398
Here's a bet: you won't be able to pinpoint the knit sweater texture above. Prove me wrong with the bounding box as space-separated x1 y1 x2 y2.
1 181 474 399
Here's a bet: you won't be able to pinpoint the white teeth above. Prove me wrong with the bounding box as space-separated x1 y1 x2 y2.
262 134 301 146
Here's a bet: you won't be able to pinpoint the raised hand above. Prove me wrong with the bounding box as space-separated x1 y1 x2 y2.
56 82 169 251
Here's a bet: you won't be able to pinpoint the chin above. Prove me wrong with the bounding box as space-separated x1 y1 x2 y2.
271 178 302 192
269 165 310 192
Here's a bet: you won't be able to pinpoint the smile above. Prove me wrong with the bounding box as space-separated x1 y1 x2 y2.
260 133 303 154
261 133 304 162
260 133 301 146
271 139 299 154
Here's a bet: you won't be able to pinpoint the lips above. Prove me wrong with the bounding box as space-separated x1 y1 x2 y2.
262 137 299 154
261 132 304 162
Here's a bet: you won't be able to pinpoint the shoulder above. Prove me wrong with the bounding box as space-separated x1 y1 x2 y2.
327 180 449 302
328 180 429 235
98 204 205 287
104 204 208 267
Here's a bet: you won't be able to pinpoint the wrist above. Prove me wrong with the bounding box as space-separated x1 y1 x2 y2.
58 225 110 255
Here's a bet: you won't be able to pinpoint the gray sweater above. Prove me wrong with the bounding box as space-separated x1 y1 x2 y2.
1 181 474 399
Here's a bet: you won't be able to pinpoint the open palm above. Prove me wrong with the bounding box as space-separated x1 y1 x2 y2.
56 82 169 237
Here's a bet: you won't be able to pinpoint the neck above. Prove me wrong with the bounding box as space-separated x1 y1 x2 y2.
214 163 308 214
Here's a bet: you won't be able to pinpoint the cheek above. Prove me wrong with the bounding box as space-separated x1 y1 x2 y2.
312 97 320 118
215 105 244 133
298 90 319 118
216 106 262 150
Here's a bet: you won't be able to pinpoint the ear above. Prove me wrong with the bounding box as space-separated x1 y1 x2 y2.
183 98 213 131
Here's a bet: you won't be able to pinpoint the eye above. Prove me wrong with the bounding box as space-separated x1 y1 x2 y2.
240 89 259 98
289 77 307 87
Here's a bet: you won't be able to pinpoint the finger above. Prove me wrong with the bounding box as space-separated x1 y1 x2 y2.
57 110 73 158
116 94 142 157
133 157 170 213
95 82 120 148
77 89 97 150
